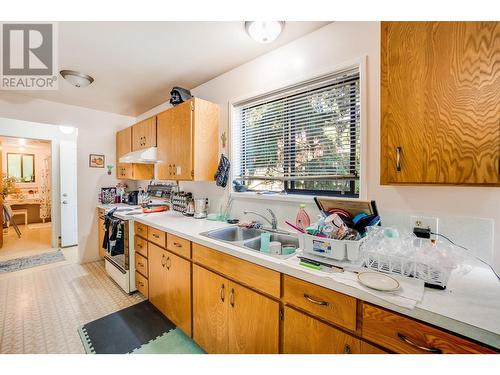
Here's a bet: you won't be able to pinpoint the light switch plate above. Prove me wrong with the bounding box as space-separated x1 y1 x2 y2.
410 215 439 240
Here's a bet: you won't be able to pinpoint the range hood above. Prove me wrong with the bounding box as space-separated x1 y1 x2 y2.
119 147 158 164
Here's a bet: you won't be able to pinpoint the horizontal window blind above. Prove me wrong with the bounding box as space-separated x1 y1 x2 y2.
232 66 361 196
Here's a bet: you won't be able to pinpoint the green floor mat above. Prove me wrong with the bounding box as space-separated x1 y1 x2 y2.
132 328 205 354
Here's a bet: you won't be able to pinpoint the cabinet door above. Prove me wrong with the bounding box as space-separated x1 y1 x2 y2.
97 211 105 257
227 281 279 354
117 164 133 179
192 265 228 353
148 244 169 316
116 127 132 158
283 307 360 354
157 101 193 180
381 22 500 185
165 250 192 336
132 117 157 151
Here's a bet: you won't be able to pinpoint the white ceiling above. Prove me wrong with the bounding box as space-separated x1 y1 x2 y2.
17 22 330 116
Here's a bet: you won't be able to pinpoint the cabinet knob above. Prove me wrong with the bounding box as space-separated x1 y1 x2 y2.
396 146 402 172
172 164 176 176
166 257 171 270
220 284 225 302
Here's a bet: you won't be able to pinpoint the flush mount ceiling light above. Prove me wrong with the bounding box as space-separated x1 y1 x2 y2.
60 70 94 88
245 21 285 43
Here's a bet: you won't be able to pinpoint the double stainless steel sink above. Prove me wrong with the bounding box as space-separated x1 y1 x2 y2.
200 226 298 259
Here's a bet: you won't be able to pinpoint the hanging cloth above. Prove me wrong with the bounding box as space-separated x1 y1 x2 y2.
214 154 231 188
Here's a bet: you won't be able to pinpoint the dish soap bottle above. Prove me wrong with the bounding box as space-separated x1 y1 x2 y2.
296 204 311 230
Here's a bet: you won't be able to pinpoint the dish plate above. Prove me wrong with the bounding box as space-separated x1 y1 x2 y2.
357 272 400 292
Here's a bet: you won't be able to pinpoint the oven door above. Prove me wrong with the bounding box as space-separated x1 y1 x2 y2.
104 218 129 273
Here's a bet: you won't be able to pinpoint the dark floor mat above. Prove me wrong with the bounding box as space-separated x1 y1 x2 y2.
79 301 176 354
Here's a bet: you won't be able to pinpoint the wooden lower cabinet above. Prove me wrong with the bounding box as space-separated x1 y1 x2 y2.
149 244 169 314
283 306 361 354
193 265 228 353
148 243 192 336
97 209 105 257
192 265 279 354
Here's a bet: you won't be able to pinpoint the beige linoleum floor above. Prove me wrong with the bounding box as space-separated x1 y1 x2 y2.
1 224 53 261
0 247 144 354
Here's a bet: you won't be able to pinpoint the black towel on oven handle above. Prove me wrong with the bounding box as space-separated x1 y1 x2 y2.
214 154 230 188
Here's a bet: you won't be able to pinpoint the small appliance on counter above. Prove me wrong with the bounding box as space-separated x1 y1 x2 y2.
194 197 208 219
126 190 139 205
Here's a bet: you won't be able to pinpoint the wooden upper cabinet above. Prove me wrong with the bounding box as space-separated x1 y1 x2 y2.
381 22 500 185
132 116 157 151
116 127 132 157
157 97 219 181
116 123 154 180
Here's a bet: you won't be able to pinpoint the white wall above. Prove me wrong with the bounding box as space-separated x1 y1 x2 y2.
137 22 499 273
0 93 135 262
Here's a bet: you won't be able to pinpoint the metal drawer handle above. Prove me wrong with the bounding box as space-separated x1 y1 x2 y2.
344 344 352 354
169 164 172 175
173 242 182 248
138 262 144 267
138 281 144 287
153 233 160 239
396 146 402 172
161 254 166 267
397 333 442 353
220 284 225 302
230 288 235 307
137 244 143 248
304 294 329 306
166 257 171 270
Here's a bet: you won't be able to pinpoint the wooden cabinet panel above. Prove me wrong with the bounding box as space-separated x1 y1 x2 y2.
166 233 191 259
192 243 281 298
132 117 157 151
193 265 228 353
227 281 279 354
362 304 496 354
116 127 132 157
283 307 360 354
192 98 220 181
134 222 148 239
283 275 357 331
157 98 219 181
135 253 148 277
134 235 148 258
97 209 105 257
148 227 166 248
360 341 388 354
164 250 192 336
381 21 500 185
148 244 169 316
157 101 193 180
135 271 148 298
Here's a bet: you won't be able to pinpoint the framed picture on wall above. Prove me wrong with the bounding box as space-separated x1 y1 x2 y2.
89 154 105 168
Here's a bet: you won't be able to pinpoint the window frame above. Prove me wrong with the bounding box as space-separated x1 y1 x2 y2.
229 57 367 200
7 152 36 183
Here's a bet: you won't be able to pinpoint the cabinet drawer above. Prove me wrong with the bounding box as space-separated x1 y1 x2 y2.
148 227 166 248
283 275 357 331
167 234 191 258
134 236 148 258
283 307 360 354
135 253 148 277
192 243 280 298
135 222 148 238
362 304 496 354
135 271 148 298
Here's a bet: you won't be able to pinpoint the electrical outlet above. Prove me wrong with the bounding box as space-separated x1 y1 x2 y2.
410 216 439 240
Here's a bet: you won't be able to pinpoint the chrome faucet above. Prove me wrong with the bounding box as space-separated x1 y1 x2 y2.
243 209 278 230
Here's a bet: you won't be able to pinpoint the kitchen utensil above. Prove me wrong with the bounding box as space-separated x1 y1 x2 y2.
194 198 208 219
357 272 400 292
285 221 305 233
142 206 168 213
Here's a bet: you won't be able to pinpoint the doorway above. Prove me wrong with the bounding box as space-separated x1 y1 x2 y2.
0 136 53 260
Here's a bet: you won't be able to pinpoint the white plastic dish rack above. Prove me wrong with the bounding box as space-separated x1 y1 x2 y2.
362 250 453 287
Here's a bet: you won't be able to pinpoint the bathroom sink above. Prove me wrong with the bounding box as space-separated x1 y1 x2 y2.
202 227 263 242
243 233 299 259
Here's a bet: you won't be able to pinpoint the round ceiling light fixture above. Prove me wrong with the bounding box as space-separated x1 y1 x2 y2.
60 70 94 88
245 21 285 43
